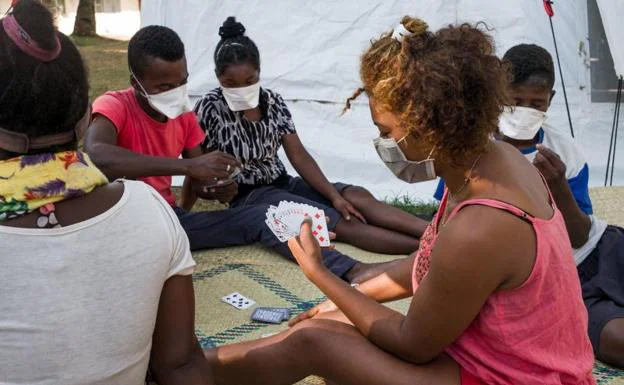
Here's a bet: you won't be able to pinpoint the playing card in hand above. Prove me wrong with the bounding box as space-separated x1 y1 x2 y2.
264 201 331 247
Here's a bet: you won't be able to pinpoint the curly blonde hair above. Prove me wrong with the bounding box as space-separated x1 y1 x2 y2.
346 16 511 165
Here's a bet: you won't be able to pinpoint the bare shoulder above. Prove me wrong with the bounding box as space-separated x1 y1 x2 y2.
434 204 537 290
60 181 126 216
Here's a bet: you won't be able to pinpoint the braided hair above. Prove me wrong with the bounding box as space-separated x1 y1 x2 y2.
214 17 260 76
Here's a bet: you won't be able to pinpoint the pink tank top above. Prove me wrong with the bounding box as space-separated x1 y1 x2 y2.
412 189 595 385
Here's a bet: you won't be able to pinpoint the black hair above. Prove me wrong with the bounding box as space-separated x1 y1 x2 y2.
0 0 89 144
214 17 260 76
128 25 185 78
502 44 555 89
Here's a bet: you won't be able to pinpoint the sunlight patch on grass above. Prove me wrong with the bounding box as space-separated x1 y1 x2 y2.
73 36 129 101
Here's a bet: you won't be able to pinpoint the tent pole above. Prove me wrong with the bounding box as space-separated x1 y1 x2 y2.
547 10 575 138
609 76 622 186
605 76 622 186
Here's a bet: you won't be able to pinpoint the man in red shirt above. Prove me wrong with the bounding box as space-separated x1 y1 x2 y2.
85 26 380 283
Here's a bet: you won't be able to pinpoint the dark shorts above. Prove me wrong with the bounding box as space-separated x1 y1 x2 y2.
577 225 624 352
231 176 351 231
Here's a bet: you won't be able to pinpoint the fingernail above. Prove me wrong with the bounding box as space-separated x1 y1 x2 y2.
303 217 313 224
217 180 225 185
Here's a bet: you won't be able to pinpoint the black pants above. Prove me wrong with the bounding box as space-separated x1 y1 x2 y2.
173 202 357 278
577 225 624 352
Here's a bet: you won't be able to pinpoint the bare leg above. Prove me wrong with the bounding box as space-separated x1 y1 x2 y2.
204 319 460 385
344 258 406 284
598 318 624 368
335 219 419 255
313 309 353 325
342 186 429 237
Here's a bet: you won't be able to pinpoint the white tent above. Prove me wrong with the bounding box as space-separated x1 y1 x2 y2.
142 0 624 200
597 0 624 77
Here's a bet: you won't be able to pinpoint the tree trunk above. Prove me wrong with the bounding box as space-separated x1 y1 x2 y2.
40 0 59 16
73 0 97 37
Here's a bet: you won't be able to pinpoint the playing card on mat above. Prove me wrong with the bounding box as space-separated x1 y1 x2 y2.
221 292 255 310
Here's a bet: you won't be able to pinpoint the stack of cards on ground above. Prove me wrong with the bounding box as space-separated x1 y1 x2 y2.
265 201 331 246
251 307 291 324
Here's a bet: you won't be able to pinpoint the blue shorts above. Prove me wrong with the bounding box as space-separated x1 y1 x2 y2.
231 176 351 232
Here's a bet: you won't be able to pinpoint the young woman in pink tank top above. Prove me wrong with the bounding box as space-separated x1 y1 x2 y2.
201 16 596 385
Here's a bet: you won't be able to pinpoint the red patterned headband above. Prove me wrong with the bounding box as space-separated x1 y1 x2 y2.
2 15 61 62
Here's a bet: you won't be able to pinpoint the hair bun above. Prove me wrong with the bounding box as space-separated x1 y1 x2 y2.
401 16 428 38
219 16 245 39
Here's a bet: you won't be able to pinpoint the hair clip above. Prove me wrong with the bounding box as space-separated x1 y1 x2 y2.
392 23 414 42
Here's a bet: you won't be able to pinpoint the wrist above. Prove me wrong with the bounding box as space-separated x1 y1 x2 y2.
306 263 330 281
180 158 193 176
548 179 572 200
329 193 343 204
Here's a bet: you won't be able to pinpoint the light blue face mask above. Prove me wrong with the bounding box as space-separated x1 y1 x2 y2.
373 135 436 184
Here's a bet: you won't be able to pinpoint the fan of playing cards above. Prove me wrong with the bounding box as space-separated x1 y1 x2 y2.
265 201 331 247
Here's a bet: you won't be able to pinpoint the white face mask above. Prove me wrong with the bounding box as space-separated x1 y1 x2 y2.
221 82 260 112
132 73 192 120
373 136 436 184
499 106 547 140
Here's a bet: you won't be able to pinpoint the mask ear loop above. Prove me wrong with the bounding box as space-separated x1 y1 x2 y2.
425 146 436 160
397 134 436 157
130 71 150 98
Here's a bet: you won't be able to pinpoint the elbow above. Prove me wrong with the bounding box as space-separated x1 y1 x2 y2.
392 331 439 365
151 347 213 384
571 233 589 249
397 347 438 365
570 217 592 249
374 318 440 365
85 142 117 179
84 141 105 164
289 154 305 170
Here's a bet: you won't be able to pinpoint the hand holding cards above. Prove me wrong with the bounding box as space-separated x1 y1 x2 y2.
265 201 331 247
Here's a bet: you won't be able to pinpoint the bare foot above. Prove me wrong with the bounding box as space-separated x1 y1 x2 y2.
344 258 405 284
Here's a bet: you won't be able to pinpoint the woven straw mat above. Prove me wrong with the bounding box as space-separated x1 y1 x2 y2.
188 187 624 384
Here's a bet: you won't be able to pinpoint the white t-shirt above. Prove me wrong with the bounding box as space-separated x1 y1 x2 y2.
524 124 608 265
0 180 196 385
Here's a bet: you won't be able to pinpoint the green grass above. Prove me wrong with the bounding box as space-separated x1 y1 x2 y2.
385 196 439 219
73 35 129 101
